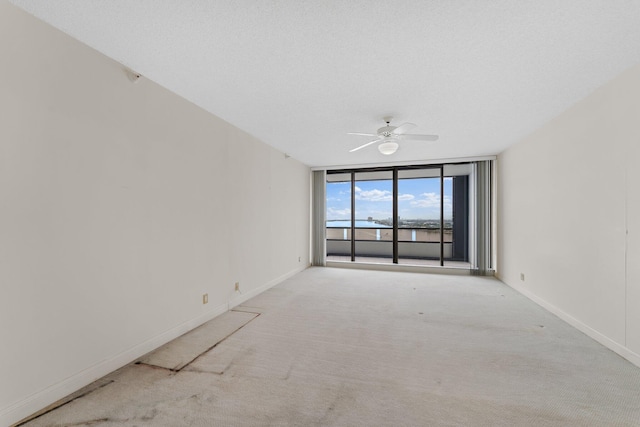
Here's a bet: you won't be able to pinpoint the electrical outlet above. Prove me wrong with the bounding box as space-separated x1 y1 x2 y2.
235 282 240 292
202 293 208 304
520 273 525 281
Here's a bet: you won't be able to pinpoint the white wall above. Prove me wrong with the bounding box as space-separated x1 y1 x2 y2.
497 64 640 367
0 3 310 425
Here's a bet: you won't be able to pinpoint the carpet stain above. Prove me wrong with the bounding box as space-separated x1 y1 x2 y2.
134 362 178 375
182 366 226 375
16 381 115 426
283 362 294 381
137 407 158 421
57 418 110 426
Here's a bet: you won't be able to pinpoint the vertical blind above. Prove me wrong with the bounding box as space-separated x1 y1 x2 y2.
311 170 326 266
473 160 493 275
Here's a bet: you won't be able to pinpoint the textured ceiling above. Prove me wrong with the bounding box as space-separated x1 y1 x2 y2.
9 0 640 168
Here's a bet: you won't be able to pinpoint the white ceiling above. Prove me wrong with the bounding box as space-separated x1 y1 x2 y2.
10 0 640 168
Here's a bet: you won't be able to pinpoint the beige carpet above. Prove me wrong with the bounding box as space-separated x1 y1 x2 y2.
20 267 640 426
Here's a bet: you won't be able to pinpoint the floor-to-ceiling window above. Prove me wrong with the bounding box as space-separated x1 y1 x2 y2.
325 173 352 259
354 170 394 263
397 167 451 266
326 163 477 269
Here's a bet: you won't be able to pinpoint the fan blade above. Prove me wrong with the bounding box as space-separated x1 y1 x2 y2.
349 139 379 152
397 133 439 142
347 132 378 137
393 122 416 135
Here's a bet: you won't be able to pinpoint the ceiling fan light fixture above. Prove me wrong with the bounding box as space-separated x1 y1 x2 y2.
378 140 399 155
348 118 438 154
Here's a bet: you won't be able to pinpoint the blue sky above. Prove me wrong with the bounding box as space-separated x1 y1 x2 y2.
326 178 452 221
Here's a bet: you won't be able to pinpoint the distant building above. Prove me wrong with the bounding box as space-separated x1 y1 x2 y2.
367 217 373 221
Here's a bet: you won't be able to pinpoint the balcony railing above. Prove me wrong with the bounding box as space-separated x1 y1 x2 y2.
326 227 454 259
326 227 452 242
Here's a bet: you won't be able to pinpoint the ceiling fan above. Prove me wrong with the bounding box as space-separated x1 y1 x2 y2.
348 117 439 155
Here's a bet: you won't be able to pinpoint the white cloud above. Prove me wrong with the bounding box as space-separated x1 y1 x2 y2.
355 188 414 202
410 192 452 209
356 189 392 201
410 192 439 208
338 186 362 196
327 207 351 218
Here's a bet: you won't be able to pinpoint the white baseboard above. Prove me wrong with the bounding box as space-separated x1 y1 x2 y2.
3 265 307 427
500 278 640 369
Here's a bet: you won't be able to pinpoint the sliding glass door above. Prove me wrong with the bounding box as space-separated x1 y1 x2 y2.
397 167 451 265
354 170 393 263
326 163 475 268
326 173 352 261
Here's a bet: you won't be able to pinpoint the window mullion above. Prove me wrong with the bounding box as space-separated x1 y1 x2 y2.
393 168 398 264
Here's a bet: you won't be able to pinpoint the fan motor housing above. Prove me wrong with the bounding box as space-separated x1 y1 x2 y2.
377 125 396 136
